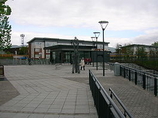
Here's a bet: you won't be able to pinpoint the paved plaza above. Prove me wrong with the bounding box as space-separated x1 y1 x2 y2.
0 64 158 118
0 64 97 118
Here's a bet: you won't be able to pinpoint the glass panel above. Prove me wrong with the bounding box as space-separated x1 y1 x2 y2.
35 48 40 52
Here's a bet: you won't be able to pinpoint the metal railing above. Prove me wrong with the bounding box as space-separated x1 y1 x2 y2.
120 65 158 96
89 70 133 118
109 88 133 118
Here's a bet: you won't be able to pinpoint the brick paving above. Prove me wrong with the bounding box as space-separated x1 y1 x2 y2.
92 68 158 118
0 64 158 118
0 65 97 118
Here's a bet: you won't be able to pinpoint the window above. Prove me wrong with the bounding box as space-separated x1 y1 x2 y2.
45 42 57 47
35 54 40 58
46 55 50 59
35 48 41 52
46 50 50 53
35 42 42 45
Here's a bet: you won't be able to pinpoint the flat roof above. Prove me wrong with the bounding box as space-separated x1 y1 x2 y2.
122 44 158 48
27 37 110 45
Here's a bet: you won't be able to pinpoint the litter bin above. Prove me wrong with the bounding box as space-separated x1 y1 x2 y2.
114 62 120 76
0 65 4 79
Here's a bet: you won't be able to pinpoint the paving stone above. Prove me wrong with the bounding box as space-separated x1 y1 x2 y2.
0 64 157 118
28 114 45 118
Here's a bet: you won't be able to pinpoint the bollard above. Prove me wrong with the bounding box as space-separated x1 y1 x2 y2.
0 65 4 80
143 74 146 89
114 62 120 76
154 78 158 96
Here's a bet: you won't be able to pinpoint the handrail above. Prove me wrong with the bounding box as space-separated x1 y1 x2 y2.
109 88 133 118
119 64 158 96
120 64 158 78
89 70 126 118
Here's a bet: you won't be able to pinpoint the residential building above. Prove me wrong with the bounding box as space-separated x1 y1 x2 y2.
121 44 158 55
3 45 28 55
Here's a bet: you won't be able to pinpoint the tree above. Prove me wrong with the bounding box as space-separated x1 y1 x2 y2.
135 46 146 59
18 47 28 55
115 43 121 53
122 46 134 61
0 0 12 50
151 41 158 46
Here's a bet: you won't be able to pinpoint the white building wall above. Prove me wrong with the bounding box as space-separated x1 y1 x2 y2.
29 39 109 59
31 42 35 58
45 42 57 47
97 44 109 51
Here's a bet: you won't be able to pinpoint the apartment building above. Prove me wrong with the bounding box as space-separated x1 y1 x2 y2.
121 44 158 55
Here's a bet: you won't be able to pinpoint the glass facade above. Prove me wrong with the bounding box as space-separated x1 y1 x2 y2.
49 50 92 64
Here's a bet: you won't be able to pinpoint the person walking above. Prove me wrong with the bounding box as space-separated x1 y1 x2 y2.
28 58 32 65
80 57 85 70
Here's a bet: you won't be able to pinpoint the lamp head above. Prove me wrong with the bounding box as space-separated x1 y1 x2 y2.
91 37 96 41
98 21 109 30
93 32 100 38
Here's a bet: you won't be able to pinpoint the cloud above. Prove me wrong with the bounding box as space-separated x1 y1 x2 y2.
106 37 132 48
10 31 78 45
10 28 158 48
7 0 158 30
6 0 158 47
132 28 158 45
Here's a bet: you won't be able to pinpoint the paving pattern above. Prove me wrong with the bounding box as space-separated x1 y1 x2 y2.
0 65 97 118
0 64 158 118
92 68 158 118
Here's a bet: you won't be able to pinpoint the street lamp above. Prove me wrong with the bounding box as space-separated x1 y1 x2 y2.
91 37 96 43
98 21 109 76
93 32 100 70
91 37 96 67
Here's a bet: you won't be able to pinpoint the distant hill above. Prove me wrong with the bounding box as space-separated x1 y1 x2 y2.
108 47 116 52
11 45 21 48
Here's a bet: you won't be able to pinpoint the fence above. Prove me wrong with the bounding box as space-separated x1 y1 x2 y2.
120 65 158 96
106 63 158 96
0 59 51 65
89 70 133 118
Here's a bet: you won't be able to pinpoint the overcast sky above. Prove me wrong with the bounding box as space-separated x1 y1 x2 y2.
6 0 158 48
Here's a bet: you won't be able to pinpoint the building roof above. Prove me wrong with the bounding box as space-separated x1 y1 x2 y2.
27 37 109 45
122 44 158 48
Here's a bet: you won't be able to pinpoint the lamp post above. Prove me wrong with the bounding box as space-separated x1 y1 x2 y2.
98 21 109 76
93 32 100 70
91 37 96 67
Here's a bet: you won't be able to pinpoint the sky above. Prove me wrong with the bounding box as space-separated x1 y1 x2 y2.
5 0 158 48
